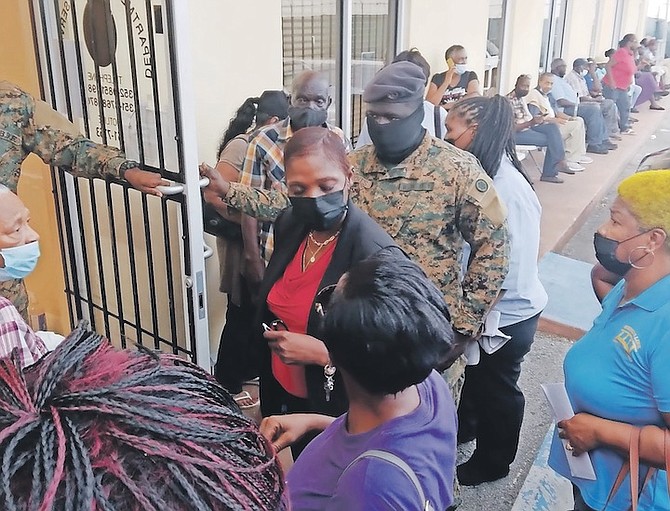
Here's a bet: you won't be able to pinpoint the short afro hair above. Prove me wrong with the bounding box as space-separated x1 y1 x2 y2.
319 248 454 395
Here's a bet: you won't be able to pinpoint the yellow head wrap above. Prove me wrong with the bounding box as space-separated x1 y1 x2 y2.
617 169 670 233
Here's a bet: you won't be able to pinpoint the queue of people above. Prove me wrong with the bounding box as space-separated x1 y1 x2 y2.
0 34 669 511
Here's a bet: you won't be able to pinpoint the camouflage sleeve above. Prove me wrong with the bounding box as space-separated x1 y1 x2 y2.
455 174 510 337
225 182 290 222
22 99 132 180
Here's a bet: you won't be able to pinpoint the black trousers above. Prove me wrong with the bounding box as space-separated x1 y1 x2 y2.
259 363 316 458
214 280 258 395
457 312 542 470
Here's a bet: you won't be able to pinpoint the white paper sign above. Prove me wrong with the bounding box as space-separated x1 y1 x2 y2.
541 383 597 480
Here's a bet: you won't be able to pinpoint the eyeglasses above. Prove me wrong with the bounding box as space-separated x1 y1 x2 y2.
314 284 337 317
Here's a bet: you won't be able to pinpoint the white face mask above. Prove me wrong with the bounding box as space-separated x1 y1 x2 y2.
580 69 588 77
454 64 468 75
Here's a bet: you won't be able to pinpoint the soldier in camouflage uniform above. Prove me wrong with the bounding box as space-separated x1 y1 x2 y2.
202 63 509 398
0 81 167 318
204 63 509 507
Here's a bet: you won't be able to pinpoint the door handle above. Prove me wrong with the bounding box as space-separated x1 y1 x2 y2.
157 176 210 196
203 242 213 259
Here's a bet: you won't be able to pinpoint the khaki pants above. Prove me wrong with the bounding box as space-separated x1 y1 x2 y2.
558 117 587 163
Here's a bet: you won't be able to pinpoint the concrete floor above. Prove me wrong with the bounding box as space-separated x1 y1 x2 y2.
458 332 572 511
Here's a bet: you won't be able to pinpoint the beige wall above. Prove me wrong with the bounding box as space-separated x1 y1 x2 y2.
402 0 489 92
621 0 650 37
595 0 619 57
186 1 284 350
499 0 546 93
562 0 599 64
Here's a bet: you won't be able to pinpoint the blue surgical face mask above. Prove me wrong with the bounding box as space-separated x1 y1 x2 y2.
455 64 468 75
0 241 41 280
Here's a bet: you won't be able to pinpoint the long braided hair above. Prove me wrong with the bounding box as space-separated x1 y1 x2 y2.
449 94 532 184
0 323 286 511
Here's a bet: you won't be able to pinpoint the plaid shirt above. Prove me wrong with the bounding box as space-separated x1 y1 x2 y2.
239 118 348 263
506 92 533 125
0 296 47 368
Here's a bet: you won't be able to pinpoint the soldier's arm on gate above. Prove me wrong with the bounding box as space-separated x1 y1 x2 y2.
23 99 133 180
225 182 290 222
455 174 511 335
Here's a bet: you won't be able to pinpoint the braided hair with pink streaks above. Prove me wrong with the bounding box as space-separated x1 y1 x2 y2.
0 322 287 511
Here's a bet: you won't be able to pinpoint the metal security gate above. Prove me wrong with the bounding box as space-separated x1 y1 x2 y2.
30 0 211 368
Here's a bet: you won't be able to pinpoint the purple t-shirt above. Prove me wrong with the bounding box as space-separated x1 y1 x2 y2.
287 371 457 510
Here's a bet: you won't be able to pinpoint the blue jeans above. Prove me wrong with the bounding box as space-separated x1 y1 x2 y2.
515 123 565 177
603 85 631 131
575 103 608 145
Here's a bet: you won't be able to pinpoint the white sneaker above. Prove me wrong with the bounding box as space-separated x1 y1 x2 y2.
567 162 586 171
577 156 593 164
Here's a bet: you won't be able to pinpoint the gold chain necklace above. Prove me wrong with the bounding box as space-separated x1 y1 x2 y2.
303 230 340 269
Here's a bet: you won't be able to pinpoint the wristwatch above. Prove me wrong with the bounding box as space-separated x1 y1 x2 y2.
118 160 140 177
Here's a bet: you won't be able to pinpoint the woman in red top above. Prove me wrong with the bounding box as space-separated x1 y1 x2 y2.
249 127 400 454
603 34 638 132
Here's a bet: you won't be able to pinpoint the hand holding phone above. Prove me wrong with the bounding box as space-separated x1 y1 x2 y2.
446 57 455 70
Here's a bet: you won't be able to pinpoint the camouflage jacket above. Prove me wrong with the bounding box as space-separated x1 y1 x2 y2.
226 134 510 337
0 81 134 193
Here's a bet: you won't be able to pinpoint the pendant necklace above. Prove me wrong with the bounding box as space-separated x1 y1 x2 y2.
303 230 340 269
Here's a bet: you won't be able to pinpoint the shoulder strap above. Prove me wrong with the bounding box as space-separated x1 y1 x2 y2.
603 427 658 511
433 105 441 139
342 449 434 511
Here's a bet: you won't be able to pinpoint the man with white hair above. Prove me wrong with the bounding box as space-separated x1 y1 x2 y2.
0 184 41 317
0 185 48 364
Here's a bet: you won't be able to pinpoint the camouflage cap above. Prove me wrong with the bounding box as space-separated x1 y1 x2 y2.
363 61 425 105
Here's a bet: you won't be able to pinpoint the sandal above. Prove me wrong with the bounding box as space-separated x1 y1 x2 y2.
233 390 260 409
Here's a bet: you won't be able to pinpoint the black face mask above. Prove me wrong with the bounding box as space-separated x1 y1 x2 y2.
290 189 348 231
288 106 328 130
593 231 649 276
367 104 425 164
445 127 472 147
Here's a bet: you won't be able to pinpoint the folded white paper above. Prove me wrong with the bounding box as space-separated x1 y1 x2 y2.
479 310 512 354
541 383 597 480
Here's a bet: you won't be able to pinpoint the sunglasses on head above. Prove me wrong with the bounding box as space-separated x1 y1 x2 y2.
314 284 337 317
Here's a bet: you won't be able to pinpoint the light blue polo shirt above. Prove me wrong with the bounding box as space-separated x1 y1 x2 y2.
549 274 670 511
549 74 579 113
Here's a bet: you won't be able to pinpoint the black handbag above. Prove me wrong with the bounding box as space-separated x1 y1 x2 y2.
202 198 242 240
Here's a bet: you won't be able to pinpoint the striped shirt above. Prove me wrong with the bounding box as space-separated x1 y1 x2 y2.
239 118 349 263
0 296 47 368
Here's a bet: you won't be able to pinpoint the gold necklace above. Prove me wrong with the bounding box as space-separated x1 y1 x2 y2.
303 230 340 269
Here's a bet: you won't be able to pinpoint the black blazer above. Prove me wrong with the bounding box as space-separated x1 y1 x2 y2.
256 201 402 416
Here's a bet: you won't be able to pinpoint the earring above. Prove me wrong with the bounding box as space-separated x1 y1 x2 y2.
628 246 655 269
324 364 336 402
